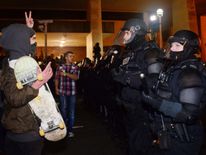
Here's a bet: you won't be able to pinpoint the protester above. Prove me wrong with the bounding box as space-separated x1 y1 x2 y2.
0 11 53 155
55 51 80 138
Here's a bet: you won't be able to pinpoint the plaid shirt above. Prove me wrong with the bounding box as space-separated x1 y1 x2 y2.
55 63 80 96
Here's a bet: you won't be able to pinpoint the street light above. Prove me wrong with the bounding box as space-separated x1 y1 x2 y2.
38 20 53 59
156 8 163 48
150 14 157 22
149 14 157 40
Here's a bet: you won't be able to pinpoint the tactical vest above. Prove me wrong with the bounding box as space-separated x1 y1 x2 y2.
155 59 206 104
116 41 161 105
120 40 160 74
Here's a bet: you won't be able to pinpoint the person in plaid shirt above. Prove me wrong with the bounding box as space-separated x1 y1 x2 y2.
55 51 80 138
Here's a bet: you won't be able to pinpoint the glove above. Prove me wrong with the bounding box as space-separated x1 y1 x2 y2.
126 73 142 89
142 91 184 118
142 91 161 109
111 68 127 85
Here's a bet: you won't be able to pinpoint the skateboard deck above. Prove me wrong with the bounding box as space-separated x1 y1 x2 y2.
14 56 67 141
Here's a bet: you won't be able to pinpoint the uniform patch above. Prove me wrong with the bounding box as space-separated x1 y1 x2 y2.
122 57 130 65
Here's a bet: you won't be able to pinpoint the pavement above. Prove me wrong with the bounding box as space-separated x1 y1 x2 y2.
1 96 206 155
42 99 127 155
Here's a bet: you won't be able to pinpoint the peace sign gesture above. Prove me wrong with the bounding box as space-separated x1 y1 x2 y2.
25 11 34 28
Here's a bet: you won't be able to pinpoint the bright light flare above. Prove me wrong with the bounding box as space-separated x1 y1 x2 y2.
156 8 164 17
150 15 157 21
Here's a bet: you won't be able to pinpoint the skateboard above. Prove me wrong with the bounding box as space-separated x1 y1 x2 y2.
14 56 67 141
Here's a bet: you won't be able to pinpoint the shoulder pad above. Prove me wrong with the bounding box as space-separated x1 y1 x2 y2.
179 69 202 88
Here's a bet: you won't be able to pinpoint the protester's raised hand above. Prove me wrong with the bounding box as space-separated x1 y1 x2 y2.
25 11 34 28
41 62 53 83
32 62 53 89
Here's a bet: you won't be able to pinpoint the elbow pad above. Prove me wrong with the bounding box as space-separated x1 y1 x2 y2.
148 62 162 74
142 93 194 122
159 100 196 123
142 91 161 109
159 100 182 118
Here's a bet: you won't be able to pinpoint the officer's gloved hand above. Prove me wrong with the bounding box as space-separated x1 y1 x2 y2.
142 91 184 118
142 90 162 109
126 73 141 89
111 68 127 85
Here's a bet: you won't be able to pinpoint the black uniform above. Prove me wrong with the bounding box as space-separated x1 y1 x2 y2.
142 30 206 155
112 18 163 155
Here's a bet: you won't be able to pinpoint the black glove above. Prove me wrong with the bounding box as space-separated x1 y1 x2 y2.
112 68 127 85
142 91 184 118
142 91 162 110
126 73 142 89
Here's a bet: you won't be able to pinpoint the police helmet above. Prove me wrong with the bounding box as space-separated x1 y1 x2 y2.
168 30 200 52
168 30 200 60
121 18 147 36
117 18 147 45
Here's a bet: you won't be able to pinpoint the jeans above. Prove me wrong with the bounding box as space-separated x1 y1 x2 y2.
59 95 76 132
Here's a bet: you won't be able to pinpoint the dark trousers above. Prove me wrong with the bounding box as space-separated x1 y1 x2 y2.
5 136 44 155
147 125 204 155
0 108 5 152
124 107 153 155
148 139 203 155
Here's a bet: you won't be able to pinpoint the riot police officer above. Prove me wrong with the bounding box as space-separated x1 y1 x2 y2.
142 30 206 155
112 18 163 155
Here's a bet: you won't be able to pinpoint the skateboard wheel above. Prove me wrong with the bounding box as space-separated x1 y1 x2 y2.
35 96 41 103
59 122 64 129
16 82 23 89
37 73 43 81
39 129 45 136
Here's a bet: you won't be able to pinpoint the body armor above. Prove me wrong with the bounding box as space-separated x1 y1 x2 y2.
151 59 206 144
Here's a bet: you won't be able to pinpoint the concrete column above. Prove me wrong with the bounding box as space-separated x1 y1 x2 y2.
172 0 189 32
86 33 93 59
86 0 103 61
186 0 198 34
171 0 198 33
200 16 206 62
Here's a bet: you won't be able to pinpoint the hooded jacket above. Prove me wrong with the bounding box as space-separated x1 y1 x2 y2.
0 61 39 133
0 24 39 134
0 23 35 60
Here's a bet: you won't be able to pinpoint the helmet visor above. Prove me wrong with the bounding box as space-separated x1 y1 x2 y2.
114 31 126 45
114 29 136 45
168 36 187 45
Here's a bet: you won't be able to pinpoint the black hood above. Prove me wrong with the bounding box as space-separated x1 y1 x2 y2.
0 23 35 60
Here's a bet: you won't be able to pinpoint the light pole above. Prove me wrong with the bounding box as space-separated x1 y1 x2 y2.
149 14 157 41
38 20 53 59
156 8 163 48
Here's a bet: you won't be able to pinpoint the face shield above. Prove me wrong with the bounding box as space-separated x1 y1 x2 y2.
114 26 139 45
114 30 127 46
165 36 186 60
